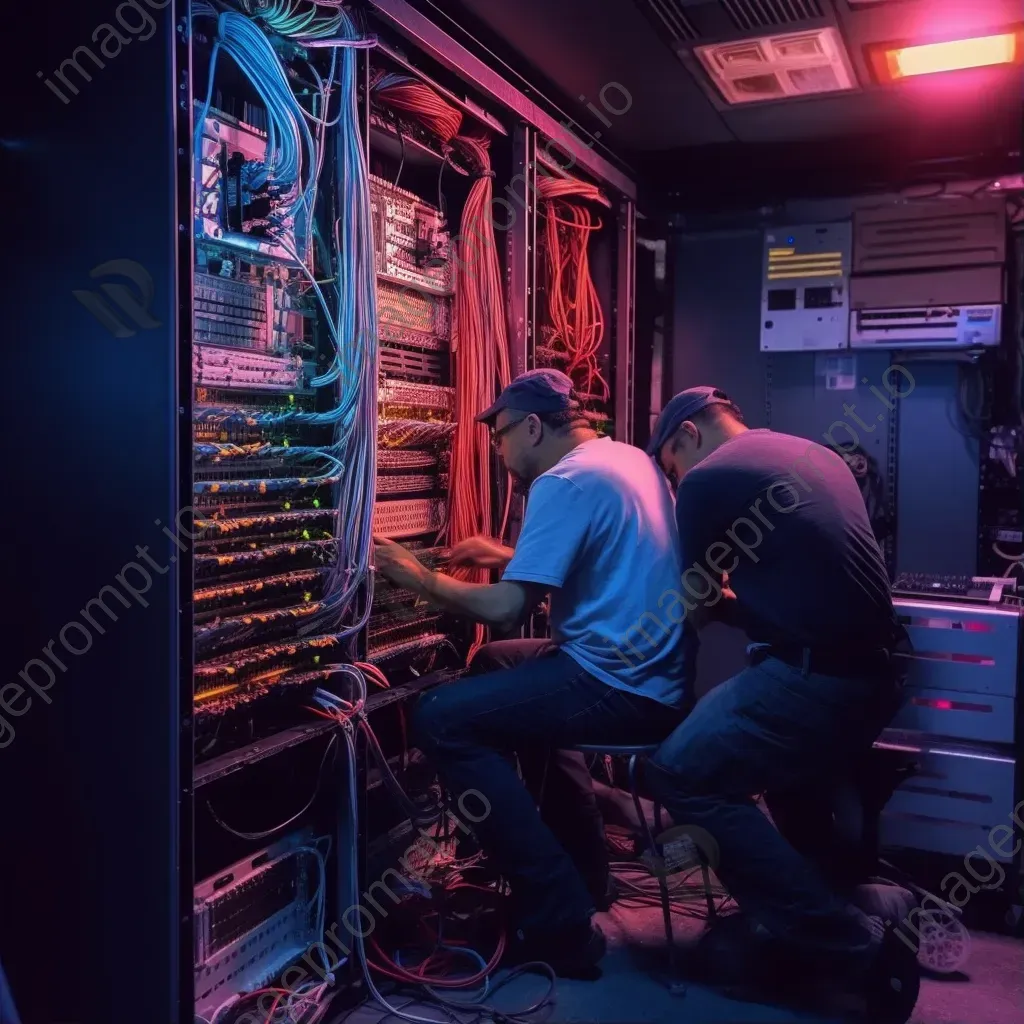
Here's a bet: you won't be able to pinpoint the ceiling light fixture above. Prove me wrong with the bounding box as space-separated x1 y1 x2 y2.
869 29 1024 82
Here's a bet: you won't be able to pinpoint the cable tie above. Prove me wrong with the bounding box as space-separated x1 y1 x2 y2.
478 170 496 179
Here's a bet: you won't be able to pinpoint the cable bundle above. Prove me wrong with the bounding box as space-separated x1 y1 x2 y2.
297 9 380 639
193 7 319 257
374 75 463 144
446 135 512 659
537 174 610 402
257 0 343 39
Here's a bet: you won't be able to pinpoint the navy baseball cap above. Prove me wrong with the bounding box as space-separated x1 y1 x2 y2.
476 368 577 425
646 386 733 456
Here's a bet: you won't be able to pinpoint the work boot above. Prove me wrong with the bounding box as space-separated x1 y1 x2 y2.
863 921 921 1022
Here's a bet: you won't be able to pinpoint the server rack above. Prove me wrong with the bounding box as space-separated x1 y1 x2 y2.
0 3 638 1022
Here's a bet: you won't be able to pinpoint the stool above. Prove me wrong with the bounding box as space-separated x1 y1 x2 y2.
572 743 716 988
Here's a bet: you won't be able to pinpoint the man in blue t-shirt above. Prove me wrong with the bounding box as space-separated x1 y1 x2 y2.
373 369 688 977
644 386 917 1021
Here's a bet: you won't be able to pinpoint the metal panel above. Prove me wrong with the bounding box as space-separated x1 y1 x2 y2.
672 230 770 425
895 597 1021 699
877 742 1018 860
366 0 636 199
1 5 182 1022
852 200 1007 274
615 201 638 444
890 688 1016 745
850 265 1005 309
894 362 982 576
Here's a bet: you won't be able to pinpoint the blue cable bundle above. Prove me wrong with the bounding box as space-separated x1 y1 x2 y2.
192 5 377 642
193 7 319 259
300 8 378 638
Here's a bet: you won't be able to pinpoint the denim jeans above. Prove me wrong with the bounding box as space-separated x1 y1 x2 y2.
647 653 901 968
413 639 681 932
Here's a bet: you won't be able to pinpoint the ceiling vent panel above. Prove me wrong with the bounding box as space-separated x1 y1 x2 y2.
636 0 701 43
720 0 824 32
695 26 858 104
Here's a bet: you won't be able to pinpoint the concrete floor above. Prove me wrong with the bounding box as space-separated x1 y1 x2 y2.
341 884 1024 1024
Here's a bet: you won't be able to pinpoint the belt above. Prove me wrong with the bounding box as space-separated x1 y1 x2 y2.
755 644 894 679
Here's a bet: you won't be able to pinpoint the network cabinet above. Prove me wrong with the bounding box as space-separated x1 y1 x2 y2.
4 2 639 1021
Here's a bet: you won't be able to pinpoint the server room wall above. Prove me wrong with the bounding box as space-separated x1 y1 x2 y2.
670 201 990 676
1 4 181 1023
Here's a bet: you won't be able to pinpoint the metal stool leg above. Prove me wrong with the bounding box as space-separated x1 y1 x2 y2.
700 860 716 919
629 755 679 985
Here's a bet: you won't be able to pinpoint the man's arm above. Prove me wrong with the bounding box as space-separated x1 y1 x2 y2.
447 535 515 570
675 472 732 632
373 536 544 633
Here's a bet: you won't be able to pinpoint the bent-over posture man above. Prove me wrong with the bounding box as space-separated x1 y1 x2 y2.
645 387 917 1022
373 369 689 976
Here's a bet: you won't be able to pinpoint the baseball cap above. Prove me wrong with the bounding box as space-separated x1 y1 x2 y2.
476 368 577 425
646 386 734 456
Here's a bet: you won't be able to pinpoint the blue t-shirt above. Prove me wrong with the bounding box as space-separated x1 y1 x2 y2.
502 437 688 708
674 429 895 651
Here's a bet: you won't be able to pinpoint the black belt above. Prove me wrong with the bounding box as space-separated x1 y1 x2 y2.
757 644 894 679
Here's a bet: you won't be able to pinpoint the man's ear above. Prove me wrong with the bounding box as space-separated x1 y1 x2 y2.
526 414 544 446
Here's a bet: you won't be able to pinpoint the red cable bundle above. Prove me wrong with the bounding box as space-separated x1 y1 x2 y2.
375 81 463 144
375 77 513 663
447 134 512 661
537 175 610 402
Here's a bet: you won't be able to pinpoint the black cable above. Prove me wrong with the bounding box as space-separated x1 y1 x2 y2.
205 732 338 840
437 152 448 225
394 130 406 188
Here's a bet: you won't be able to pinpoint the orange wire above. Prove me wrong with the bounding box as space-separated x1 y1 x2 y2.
537 176 609 402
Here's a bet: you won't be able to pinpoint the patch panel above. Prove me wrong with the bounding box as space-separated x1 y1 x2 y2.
375 473 441 496
379 379 455 417
193 273 271 350
373 497 445 539
194 508 336 542
193 345 305 390
193 569 326 617
367 615 444 652
370 174 452 294
194 110 303 265
194 539 335 577
375 449 439 471
366 632 450 665
194 635 340 693
378 419 457 448
379 343 447 383
378 279 450 346
193 831 321 1020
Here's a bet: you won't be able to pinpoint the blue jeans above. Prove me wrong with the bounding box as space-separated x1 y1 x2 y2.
647 653 901 968
413 639 680 932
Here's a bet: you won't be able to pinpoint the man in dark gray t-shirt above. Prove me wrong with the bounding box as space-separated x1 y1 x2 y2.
643 387 916 1023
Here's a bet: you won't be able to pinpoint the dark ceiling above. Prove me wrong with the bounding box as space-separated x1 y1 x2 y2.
411 0 1024 204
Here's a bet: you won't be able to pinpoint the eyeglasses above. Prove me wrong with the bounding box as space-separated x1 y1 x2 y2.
490 416 527 451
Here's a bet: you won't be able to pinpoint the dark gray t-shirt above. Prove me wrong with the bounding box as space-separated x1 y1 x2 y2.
675 429 895 651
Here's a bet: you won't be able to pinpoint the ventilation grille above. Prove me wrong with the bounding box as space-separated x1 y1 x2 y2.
635 0 700 44
695 27 857 104
721 0 823 31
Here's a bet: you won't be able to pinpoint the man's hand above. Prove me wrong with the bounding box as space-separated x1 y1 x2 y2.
447 535 514 570
373 535 430 591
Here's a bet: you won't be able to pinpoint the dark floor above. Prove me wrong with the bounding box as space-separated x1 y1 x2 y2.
342 881 1024 1024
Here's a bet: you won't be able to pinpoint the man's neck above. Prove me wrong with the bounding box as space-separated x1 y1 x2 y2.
538 428 598 474
700 422 748 460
